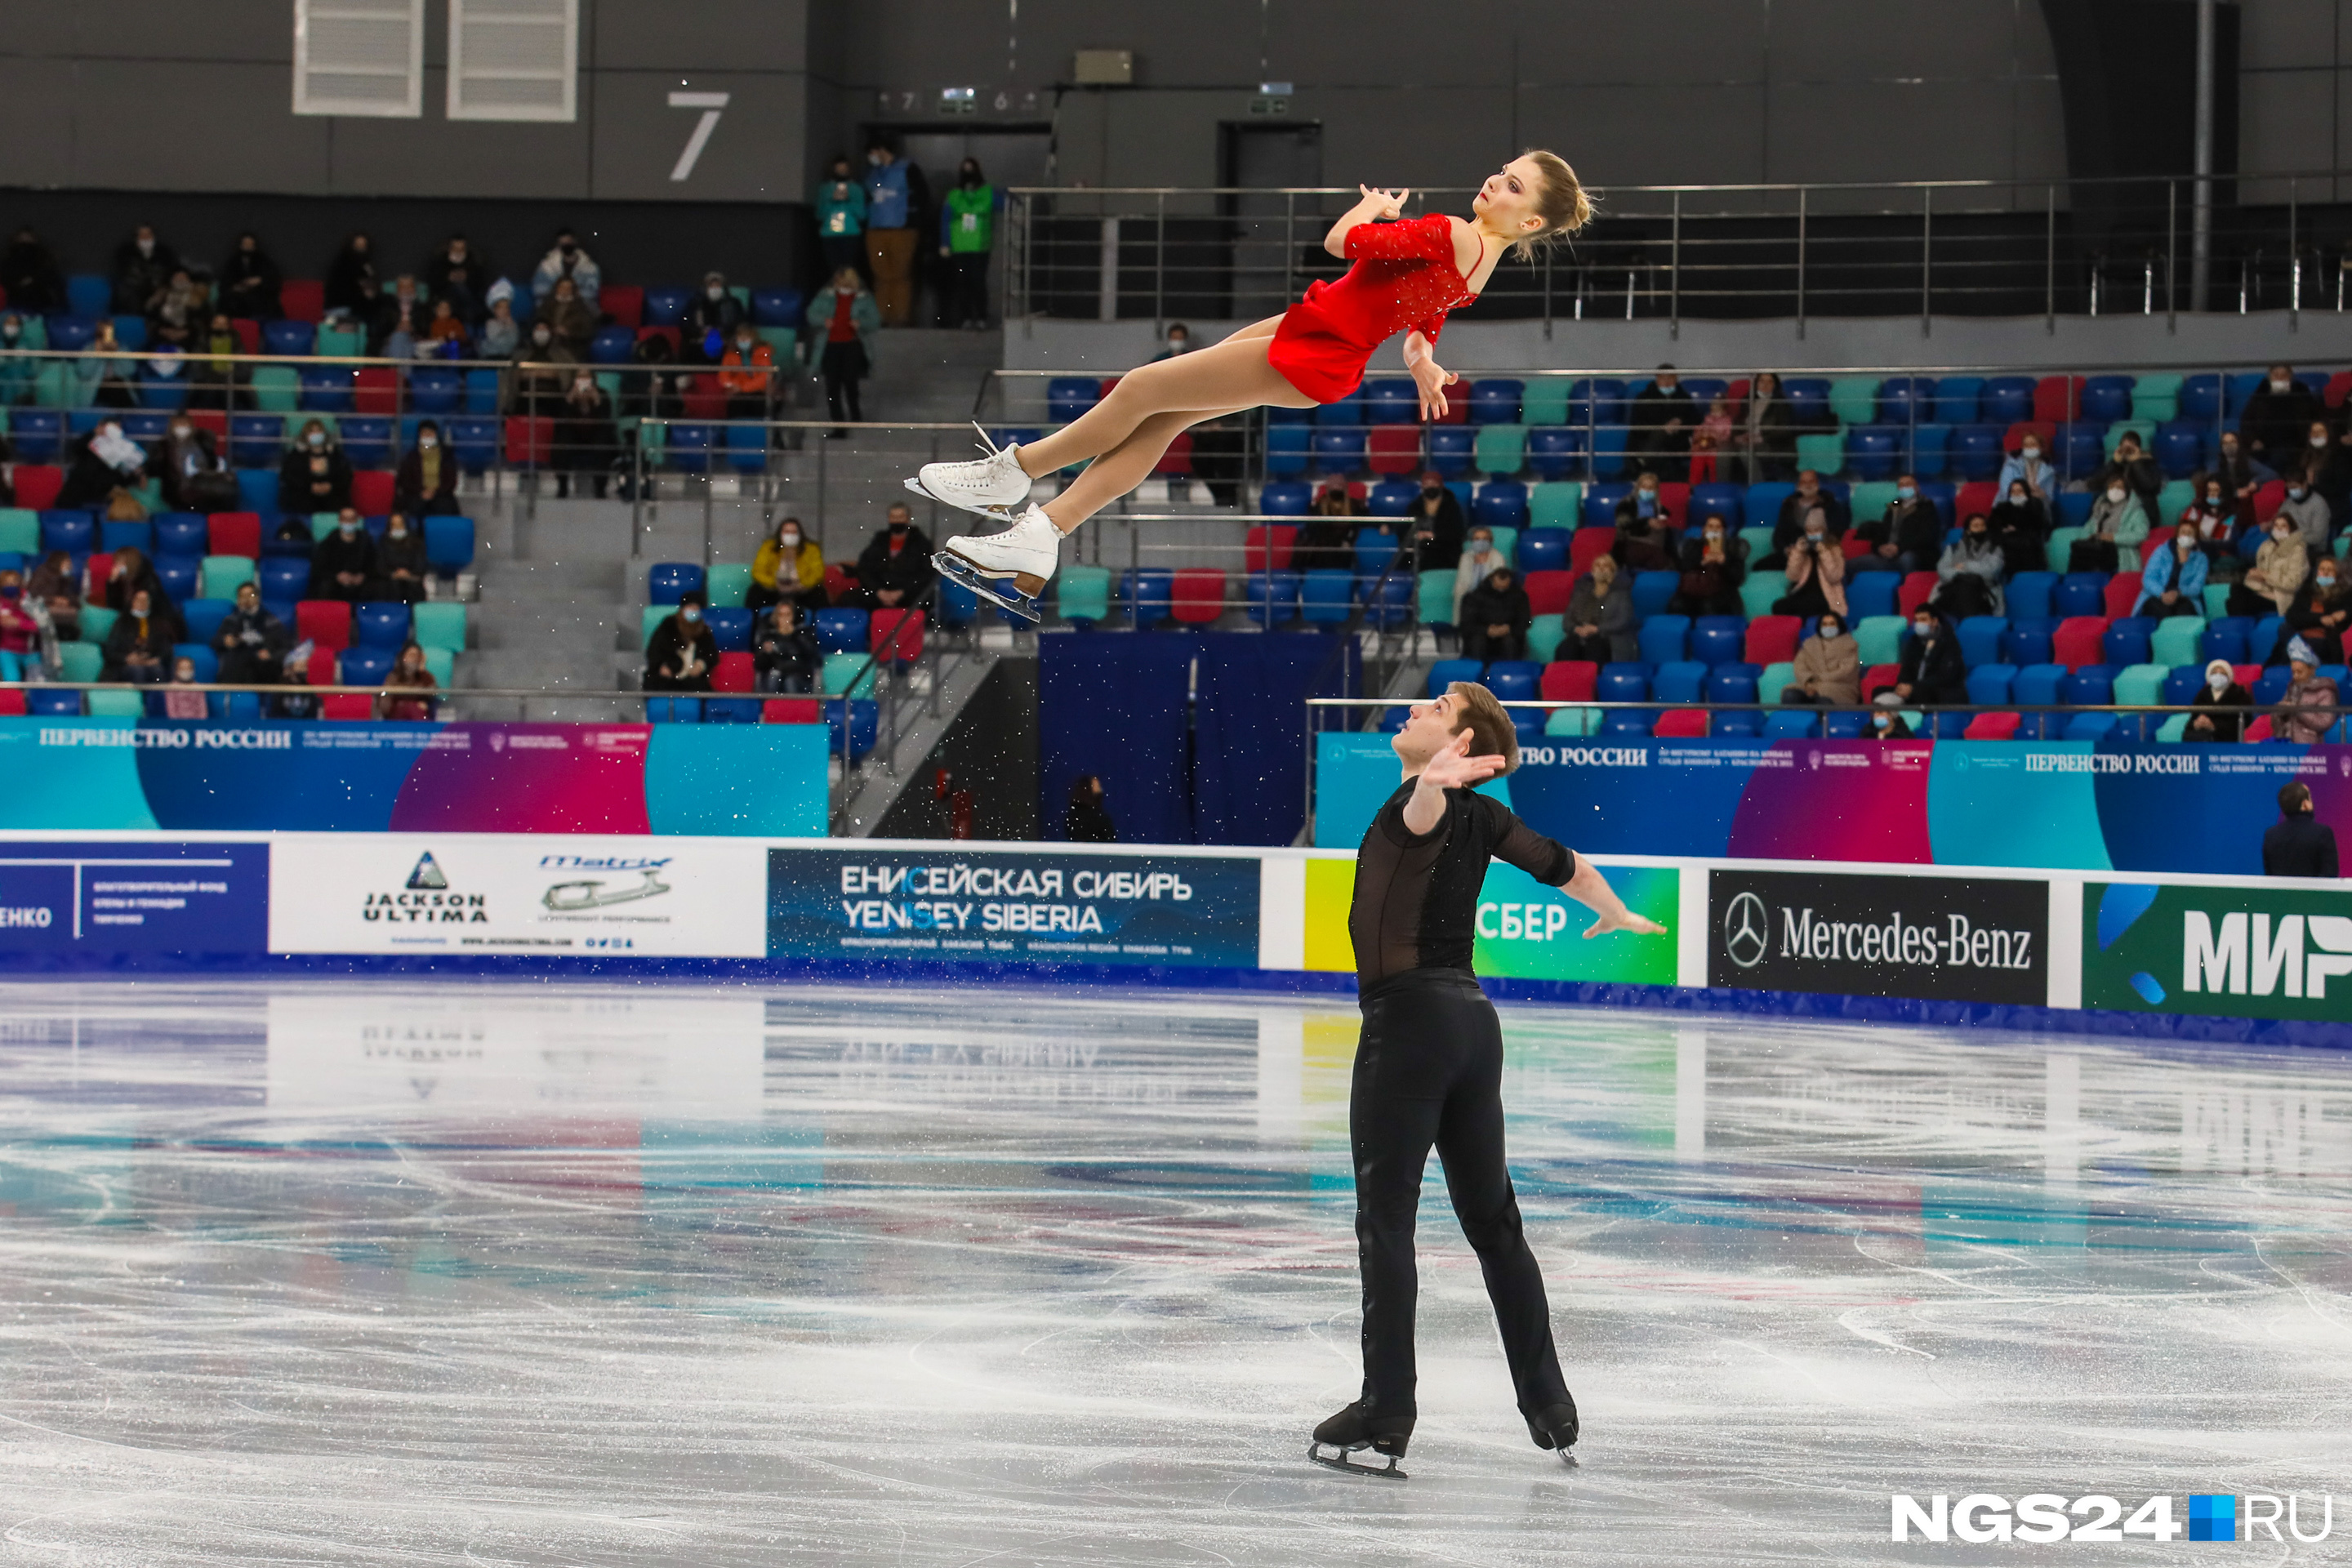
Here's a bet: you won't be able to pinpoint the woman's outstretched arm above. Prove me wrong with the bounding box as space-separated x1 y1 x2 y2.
1402 330 1456 421
1324 185 1407 257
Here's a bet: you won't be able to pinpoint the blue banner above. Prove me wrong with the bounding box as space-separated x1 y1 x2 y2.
0 839 268 952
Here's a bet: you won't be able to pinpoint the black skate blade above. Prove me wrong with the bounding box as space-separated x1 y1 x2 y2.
1307 1441 1407 1480
933 550 1043 623
904 474 1020 524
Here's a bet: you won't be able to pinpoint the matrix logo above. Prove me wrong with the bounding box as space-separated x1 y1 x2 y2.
1891 1493 2333 1544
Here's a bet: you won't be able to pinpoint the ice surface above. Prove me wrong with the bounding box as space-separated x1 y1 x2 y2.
0 979 2345 1565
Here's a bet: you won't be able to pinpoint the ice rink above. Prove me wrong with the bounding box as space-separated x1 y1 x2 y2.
0 978 2345 1566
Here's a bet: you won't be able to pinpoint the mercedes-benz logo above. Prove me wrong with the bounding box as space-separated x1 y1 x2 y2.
1722 891 1770 969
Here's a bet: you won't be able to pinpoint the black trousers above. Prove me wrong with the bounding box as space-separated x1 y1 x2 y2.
1351 969 1568 1419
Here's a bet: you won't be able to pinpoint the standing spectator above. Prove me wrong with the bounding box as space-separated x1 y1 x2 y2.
56 420 148 509
212 581 290 685
1893 611 1967 708
1561 555 1635 664
855 505 934 608
101 588 174 683
751 601 822 693
1773 513 1847 619
149 270 206 350
2277 473 2332 559
394 421 461 516
1732 371 1797 483
1451 526 1508 621
309 510 378 603
1768 470 1848 559
2275 638 2341 745
2074 474 2150 572
751 518 823 612
1404 469 1464 570
553 368 617 498
1995 431 2056 502
716 322 775 423
2092 432 2163 525
479 283 521 359
1988 477 2051 572
2231 514 2310 617
112 224 177 314
27 550 80 642
424 234 491 323
807 268 880 438
0 568 35 657
1150 323 1193 362
2271 555 2350 665
1851 473 1940 574
2263 782 2339 877
1457 566 1531 662
1668 514 1746 616
0 228 62 313
219 233 280 321
862 140 918 326
324 233 376 319
531 229 600 310
1931 512 2007 620
1781 611 1861 707
2185 657 2252 742
278 421 353 514
375 513 430 604
1626 364 1695 480
939 157 996 329
814 155 868 278
1687 395 1734 483
377 643 438 720
157 413 234 512
540 275 596 354
685 271 744 363
2239 364 2322 473
2135 519 2209 620
644 590 717 692
1065 776 1116 843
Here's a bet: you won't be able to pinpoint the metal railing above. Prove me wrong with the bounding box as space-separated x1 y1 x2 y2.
1004 172 2352 336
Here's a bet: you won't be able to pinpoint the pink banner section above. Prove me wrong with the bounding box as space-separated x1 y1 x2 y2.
1725 742 1936 863
387 725 653 835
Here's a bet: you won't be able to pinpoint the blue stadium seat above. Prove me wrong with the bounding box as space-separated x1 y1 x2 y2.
1427 657 1482 697
704 607 752 652
644 286 693 327
423 515 474 573
1353 528 1399 575
1472 483 1527 529
2006 570 2056 621
1650 661 1708 703
1638 614 1690 666
1047 377 1100 421
1584 481 1631 523
812 608 868 653
1958 616 2006 668
229 414 283 467
1965 665 2017 706
1687 483 1743 529
1365 479 1417 517
1933 376 1983 425
1468 381 1522 425
665 423 715 473
646 696 702 723
7 408 64 462
2001 618 2056 666
1485 661 1539 702
38 510 94 555
1428 426 1472 477
751 287 804 327
1527 426 1582 482
700 697 760 723
2055 573 2107 619
180 598 232 645
262 320 314 357
100 519 152 555
2080 375 2133 423
409 368 461 415
258 557 308 599
2056 424 2103 481
1296 568 1351 624
341 646 395 685
725 422 769 474
648 563 704 604
1312 428 1366 472
2154 421 2204 479
1632 571 1680 621
154 513 208 557
297 368 354 412
339 416 394 469
1763 709 1819 739
1596 663 1650 705
1846 574 1899 621
354 602 411 648
1241 571 1300 627
27 688 80 717
1981 376 2036 424
1315 391 1365 426
445 417 500 472
2161 667 2203 707
1265 425 1310 476
2254 666 2294 705
1948 425 2004 480
1516 528 1569 573
1846 425 1900 479
1364 380 1418 424
590 326 637 365
1259 480 1312 517
1690 616 1746 666
2104 617 2154 667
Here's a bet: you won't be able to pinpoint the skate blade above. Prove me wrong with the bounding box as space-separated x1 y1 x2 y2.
1307 1442 1407 1480
934 550 1043 623
904 474 1022 523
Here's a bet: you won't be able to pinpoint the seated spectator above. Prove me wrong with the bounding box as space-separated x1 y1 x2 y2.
532 229 600 310
2092 432 2163 524
855 504 934 608
1293 514 1356 572
1867 701 1913 741
1668 514 1746 616
2276 636 2341 745
1610 509 1677 573
2205 431 2273 537
553 368 617 498
718 322 775 421
625 329 686 422
424 234 491 323
101 587 174 683
56 421 148 509
0 228 62 313
1066 775 1117 842
686 271 745 363
1451 526 1508 621
376 513 429 604
0 568 34 656
273 640 321 719
1768 469 1848 561
2271 555 2349 665
148 268 205 350
1995 433 2057 503
219 233 280 321
393 421 461 516
1612 470 1669 530
278 421 354 514
1732 371 1797 484
1149 324 1190 363
370 274 429 359
113 224 176 315
156 413 236 512
2277 473 2332 559
1894 610 1967 707
1404 469 1463 569
2264 782 2340 877
158 656 208 719
1988 479 2050 572
1627 366 1695 481
2184 657 2252 742
2074 476 2151 572
1688 395 1734 484
189 313 243 412
423 298 470 356
212 581 290 685
751 518 824 612
2231 514 2309 617
1773 518 1847 619
75 320 139 410
1561 555 1635 664
2179 475 2236 558
644 590 717 692
2239 363 2322 473
1458 566 1530 662
323 232 375 321
2136 520 2208 621
479 283 520 359
309 510 377 603
99 546 172 626
378 642 438 720
1932 512 2006 620
541 275 596 354
1850 473 1940 575
751 602 822 693
2296 418 2352 523
27 550 80 642
510 319 579 417
1782 611 1860 706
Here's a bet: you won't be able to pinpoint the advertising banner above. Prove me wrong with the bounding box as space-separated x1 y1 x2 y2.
0 717 827 837
0 838 267 953
1318 734 2352 878
269 834 770 957
1707 866 2049 1004
1299 856 1681 985
767 846 1262 968
2082 880 2352 1024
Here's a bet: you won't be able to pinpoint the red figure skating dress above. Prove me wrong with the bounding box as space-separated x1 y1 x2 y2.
1267 213 1482 403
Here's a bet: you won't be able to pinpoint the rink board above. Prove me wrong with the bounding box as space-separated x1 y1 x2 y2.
0 829 2338 1040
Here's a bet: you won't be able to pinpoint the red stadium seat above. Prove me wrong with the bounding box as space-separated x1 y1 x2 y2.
1152 432 1194 476
1744 615 1801 666
679 374 727 420
184 410 227 444
1368 425 1423 474
297 599 352 653
207 512 261 559
321 693 372 719
351 472 396 514
636 325 681 356
2002 420 2055 455
2052 616 2109 668
600 284 644 329
761 697 821 724
2232 662 2262 691
1170 568 1225 624
2328 371 2352 410
82 551 113 599
1244 525 1296 572
227 319 260 354
1897 571 1939 617
2031 375 2081 423
354 368 400 415
710 652 755 693
1568 528 1616 576
1430 380 1470 425
1842 533 1873 559
0 689 24 716
504 416 554 465
870 608 925 662
307 652 339 685
2245 715 2275 743
1539 661 1597 702
1653 709 1708 737
2139 535 2167 566
1954 481 1996 521
1657 482 1690 528
278 279 324 323
2252 480 2286 523
12 466 60 510
2102 572 2142 619
1963 710 2021 739
1860 663 1900 702
1523 569 1574 615
822 563 854 604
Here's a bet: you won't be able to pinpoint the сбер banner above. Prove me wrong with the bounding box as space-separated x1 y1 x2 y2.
768 846 1261 967
1317 733 2352 876
2082 880 2352 1023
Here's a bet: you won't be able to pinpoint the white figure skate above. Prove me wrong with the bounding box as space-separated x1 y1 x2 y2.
934 505 1062 622
906 424 1032 522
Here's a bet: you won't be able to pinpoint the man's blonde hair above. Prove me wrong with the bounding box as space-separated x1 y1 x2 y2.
1446 681 1521 775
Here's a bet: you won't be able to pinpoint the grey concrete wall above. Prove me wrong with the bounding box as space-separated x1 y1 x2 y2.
2240 0 2352 203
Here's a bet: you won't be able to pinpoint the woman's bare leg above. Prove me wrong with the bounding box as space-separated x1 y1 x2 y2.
1018 315 1304 480
1042 406 1250 530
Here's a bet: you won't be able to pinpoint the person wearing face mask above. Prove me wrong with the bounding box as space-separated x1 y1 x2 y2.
158 413 234 512
374 513 429 604
1987 479 2050 572
2238 363 2322 470
1893 610 1967 709
805 267 880 438
531 228 600 311
1451 527 1508 622
1866 703 1913 741
862 140 920 326
751 601 822 694
2270 555 2350 666
1931 512 2007 620
1561 553 1634 664
2180 477 2237 560
423 234 491 324
478 281 520 359
1766 470 1848 563
554 368 619 498
2274 636 2341 746
2274 472 2333 559
717 323 775 423
2290 417 2352 519
510 314 581 421
2074 473 2150 572
2233 513 2310 617
309 509 378 603
324 233 376 320
2184 657 2252 742
186 312 244 412
218 232 280 321
684 271 744 364
1731 371 1797 484
855 503 935 608
750 517 824 612
111 223 176 314
1459 565 1532 662
1627 365 1695 482
101 587 175 684
644 590 719 693
1668 513 1747 616
815 154 869 279
394 421 461 517
1783 612 1861 708
2203 430 2271 539
1851 472 1940 574
1150 323 1194 363
2134 519 2209 621
939 158 997 330
1995 433 2053 503
211 581 290 685
378 642 439 721
277 420 353 514
1404 467 1464 568
1772 506 1847 620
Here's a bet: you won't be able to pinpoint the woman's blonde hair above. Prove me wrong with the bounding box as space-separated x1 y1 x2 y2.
1513 149 1594 261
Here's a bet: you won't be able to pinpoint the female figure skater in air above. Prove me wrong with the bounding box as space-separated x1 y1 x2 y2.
907 151 1592 617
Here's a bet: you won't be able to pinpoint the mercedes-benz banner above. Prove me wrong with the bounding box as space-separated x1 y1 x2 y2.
1708 867 2048 1004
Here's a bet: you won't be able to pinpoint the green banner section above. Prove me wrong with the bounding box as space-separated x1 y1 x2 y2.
2082 881 2352 1023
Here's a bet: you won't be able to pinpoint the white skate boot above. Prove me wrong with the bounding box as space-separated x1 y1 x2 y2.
935 505 1062 622
906 424 1032 522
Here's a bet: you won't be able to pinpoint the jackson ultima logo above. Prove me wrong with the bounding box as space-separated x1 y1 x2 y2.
1710 870 2047 1004
361 853 489 923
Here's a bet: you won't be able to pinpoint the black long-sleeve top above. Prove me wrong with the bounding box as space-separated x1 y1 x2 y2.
1349 780 1575 994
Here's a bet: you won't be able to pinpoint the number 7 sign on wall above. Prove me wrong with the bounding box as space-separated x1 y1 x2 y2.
667 91 729 182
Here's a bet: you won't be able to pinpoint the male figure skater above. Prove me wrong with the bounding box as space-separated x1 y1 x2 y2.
1310 682 1666 1478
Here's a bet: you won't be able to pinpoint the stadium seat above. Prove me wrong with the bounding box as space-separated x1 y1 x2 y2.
1743 616 1800 666
1258 480 1312 517
1515 528 1570 573
2053 617 2109 668
411 603 465 652
422 516 475 575
1965 664 2017 706
1846 573 1898 621
1957 616 2006 668
198 555 256 600
1690 616 1745 667
2104 617 2154 667
648 563 703 604
1521 568 1572 617
1638 615 1690 666
354 602 410 648
811 608 868 653
1630 571 1678 621
1300 568 1354 624
296 599 352 652
1057 565 1112 624
1964 710 2022 739
864 608 920 662
1852 616 1904 666
1171 568 1226 625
